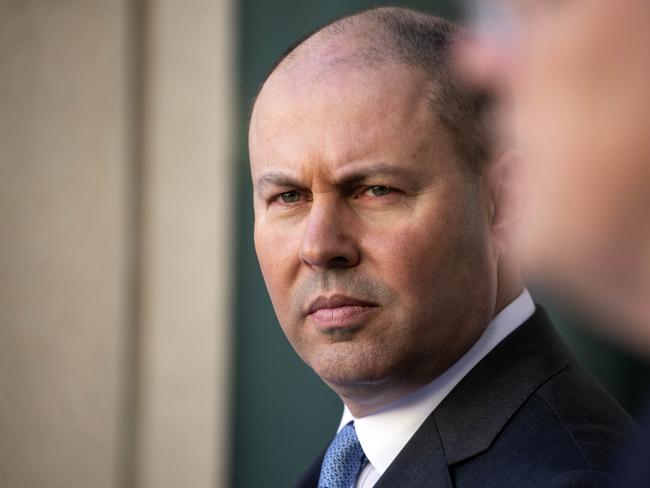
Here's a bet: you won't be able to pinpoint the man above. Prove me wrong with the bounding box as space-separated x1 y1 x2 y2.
459 1 650 487
248 8 633 487
461 0 650 351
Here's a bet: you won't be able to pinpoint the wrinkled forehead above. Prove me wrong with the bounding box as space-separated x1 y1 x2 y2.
248 61 444 177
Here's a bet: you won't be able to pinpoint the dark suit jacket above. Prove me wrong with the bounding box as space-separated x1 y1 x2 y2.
614 402 650 488
295 307 636 488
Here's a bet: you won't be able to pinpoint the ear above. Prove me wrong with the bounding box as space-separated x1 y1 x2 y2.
484 149 523 258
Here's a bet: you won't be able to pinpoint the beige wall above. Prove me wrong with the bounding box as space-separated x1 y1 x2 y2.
0 1 234 487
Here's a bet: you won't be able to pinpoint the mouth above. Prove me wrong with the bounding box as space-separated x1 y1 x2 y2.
306 294 379 329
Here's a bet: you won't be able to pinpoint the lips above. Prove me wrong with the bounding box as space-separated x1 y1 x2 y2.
306 294 378 328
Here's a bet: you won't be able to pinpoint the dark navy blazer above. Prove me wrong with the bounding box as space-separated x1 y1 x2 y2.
295 307 636 488
614 404 650 488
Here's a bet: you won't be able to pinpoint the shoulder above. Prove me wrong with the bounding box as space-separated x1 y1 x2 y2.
450 366 634 487
448 310 637 487
534 364 636 470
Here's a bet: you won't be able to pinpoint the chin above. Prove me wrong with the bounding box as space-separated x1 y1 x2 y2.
307 342 401 388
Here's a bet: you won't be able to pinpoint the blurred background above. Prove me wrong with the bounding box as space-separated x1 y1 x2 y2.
1 1 648 488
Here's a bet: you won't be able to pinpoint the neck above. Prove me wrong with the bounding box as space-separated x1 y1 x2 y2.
494 258 525 317
333 377 432 418
495 282 524 318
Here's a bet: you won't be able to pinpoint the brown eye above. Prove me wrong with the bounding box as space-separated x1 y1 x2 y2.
279 190 301 203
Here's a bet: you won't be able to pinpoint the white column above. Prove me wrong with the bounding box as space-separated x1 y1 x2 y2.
134 1 235 488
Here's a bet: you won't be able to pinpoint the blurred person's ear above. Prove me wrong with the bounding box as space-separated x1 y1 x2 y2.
484 150 523 259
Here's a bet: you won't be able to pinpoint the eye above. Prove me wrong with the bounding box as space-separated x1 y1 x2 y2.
276 190 302 204
362 186 394 197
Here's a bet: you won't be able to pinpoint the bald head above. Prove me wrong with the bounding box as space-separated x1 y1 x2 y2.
254 7 495 174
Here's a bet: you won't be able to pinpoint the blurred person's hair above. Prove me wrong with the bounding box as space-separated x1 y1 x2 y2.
253 7 496 176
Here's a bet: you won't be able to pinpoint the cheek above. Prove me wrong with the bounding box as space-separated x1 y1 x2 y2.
254 223 299 314
362 204 477 302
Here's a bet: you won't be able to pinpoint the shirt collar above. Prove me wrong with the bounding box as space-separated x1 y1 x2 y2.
338 289 535 476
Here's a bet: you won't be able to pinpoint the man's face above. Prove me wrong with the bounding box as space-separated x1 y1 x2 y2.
463 0 650 325
249 63 498 396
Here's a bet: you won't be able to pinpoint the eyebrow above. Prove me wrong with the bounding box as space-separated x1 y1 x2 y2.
255 162 420 196
335 162 419 186
255 172 304 194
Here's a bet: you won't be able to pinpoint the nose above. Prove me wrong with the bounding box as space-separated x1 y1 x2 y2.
299 199 360 269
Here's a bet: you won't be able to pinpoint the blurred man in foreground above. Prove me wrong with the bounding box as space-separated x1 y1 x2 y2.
461 1 650 486
249 7 632 487
462 0 650 352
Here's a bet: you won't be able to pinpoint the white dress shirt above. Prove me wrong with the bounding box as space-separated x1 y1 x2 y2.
336 289 536 488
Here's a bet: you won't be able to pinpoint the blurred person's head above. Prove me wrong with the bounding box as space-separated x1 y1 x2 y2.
249 8 522 416
461 0 650 350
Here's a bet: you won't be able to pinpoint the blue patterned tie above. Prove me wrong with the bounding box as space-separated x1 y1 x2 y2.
318 422 366 488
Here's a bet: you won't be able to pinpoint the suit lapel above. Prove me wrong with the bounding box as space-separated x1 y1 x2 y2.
434 307 573 464
374 413 453 488
373 306 573 486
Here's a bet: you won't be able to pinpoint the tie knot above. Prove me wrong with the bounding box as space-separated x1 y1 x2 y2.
318 422 366 488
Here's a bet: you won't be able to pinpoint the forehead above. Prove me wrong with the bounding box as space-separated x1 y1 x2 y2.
249 63 451 178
